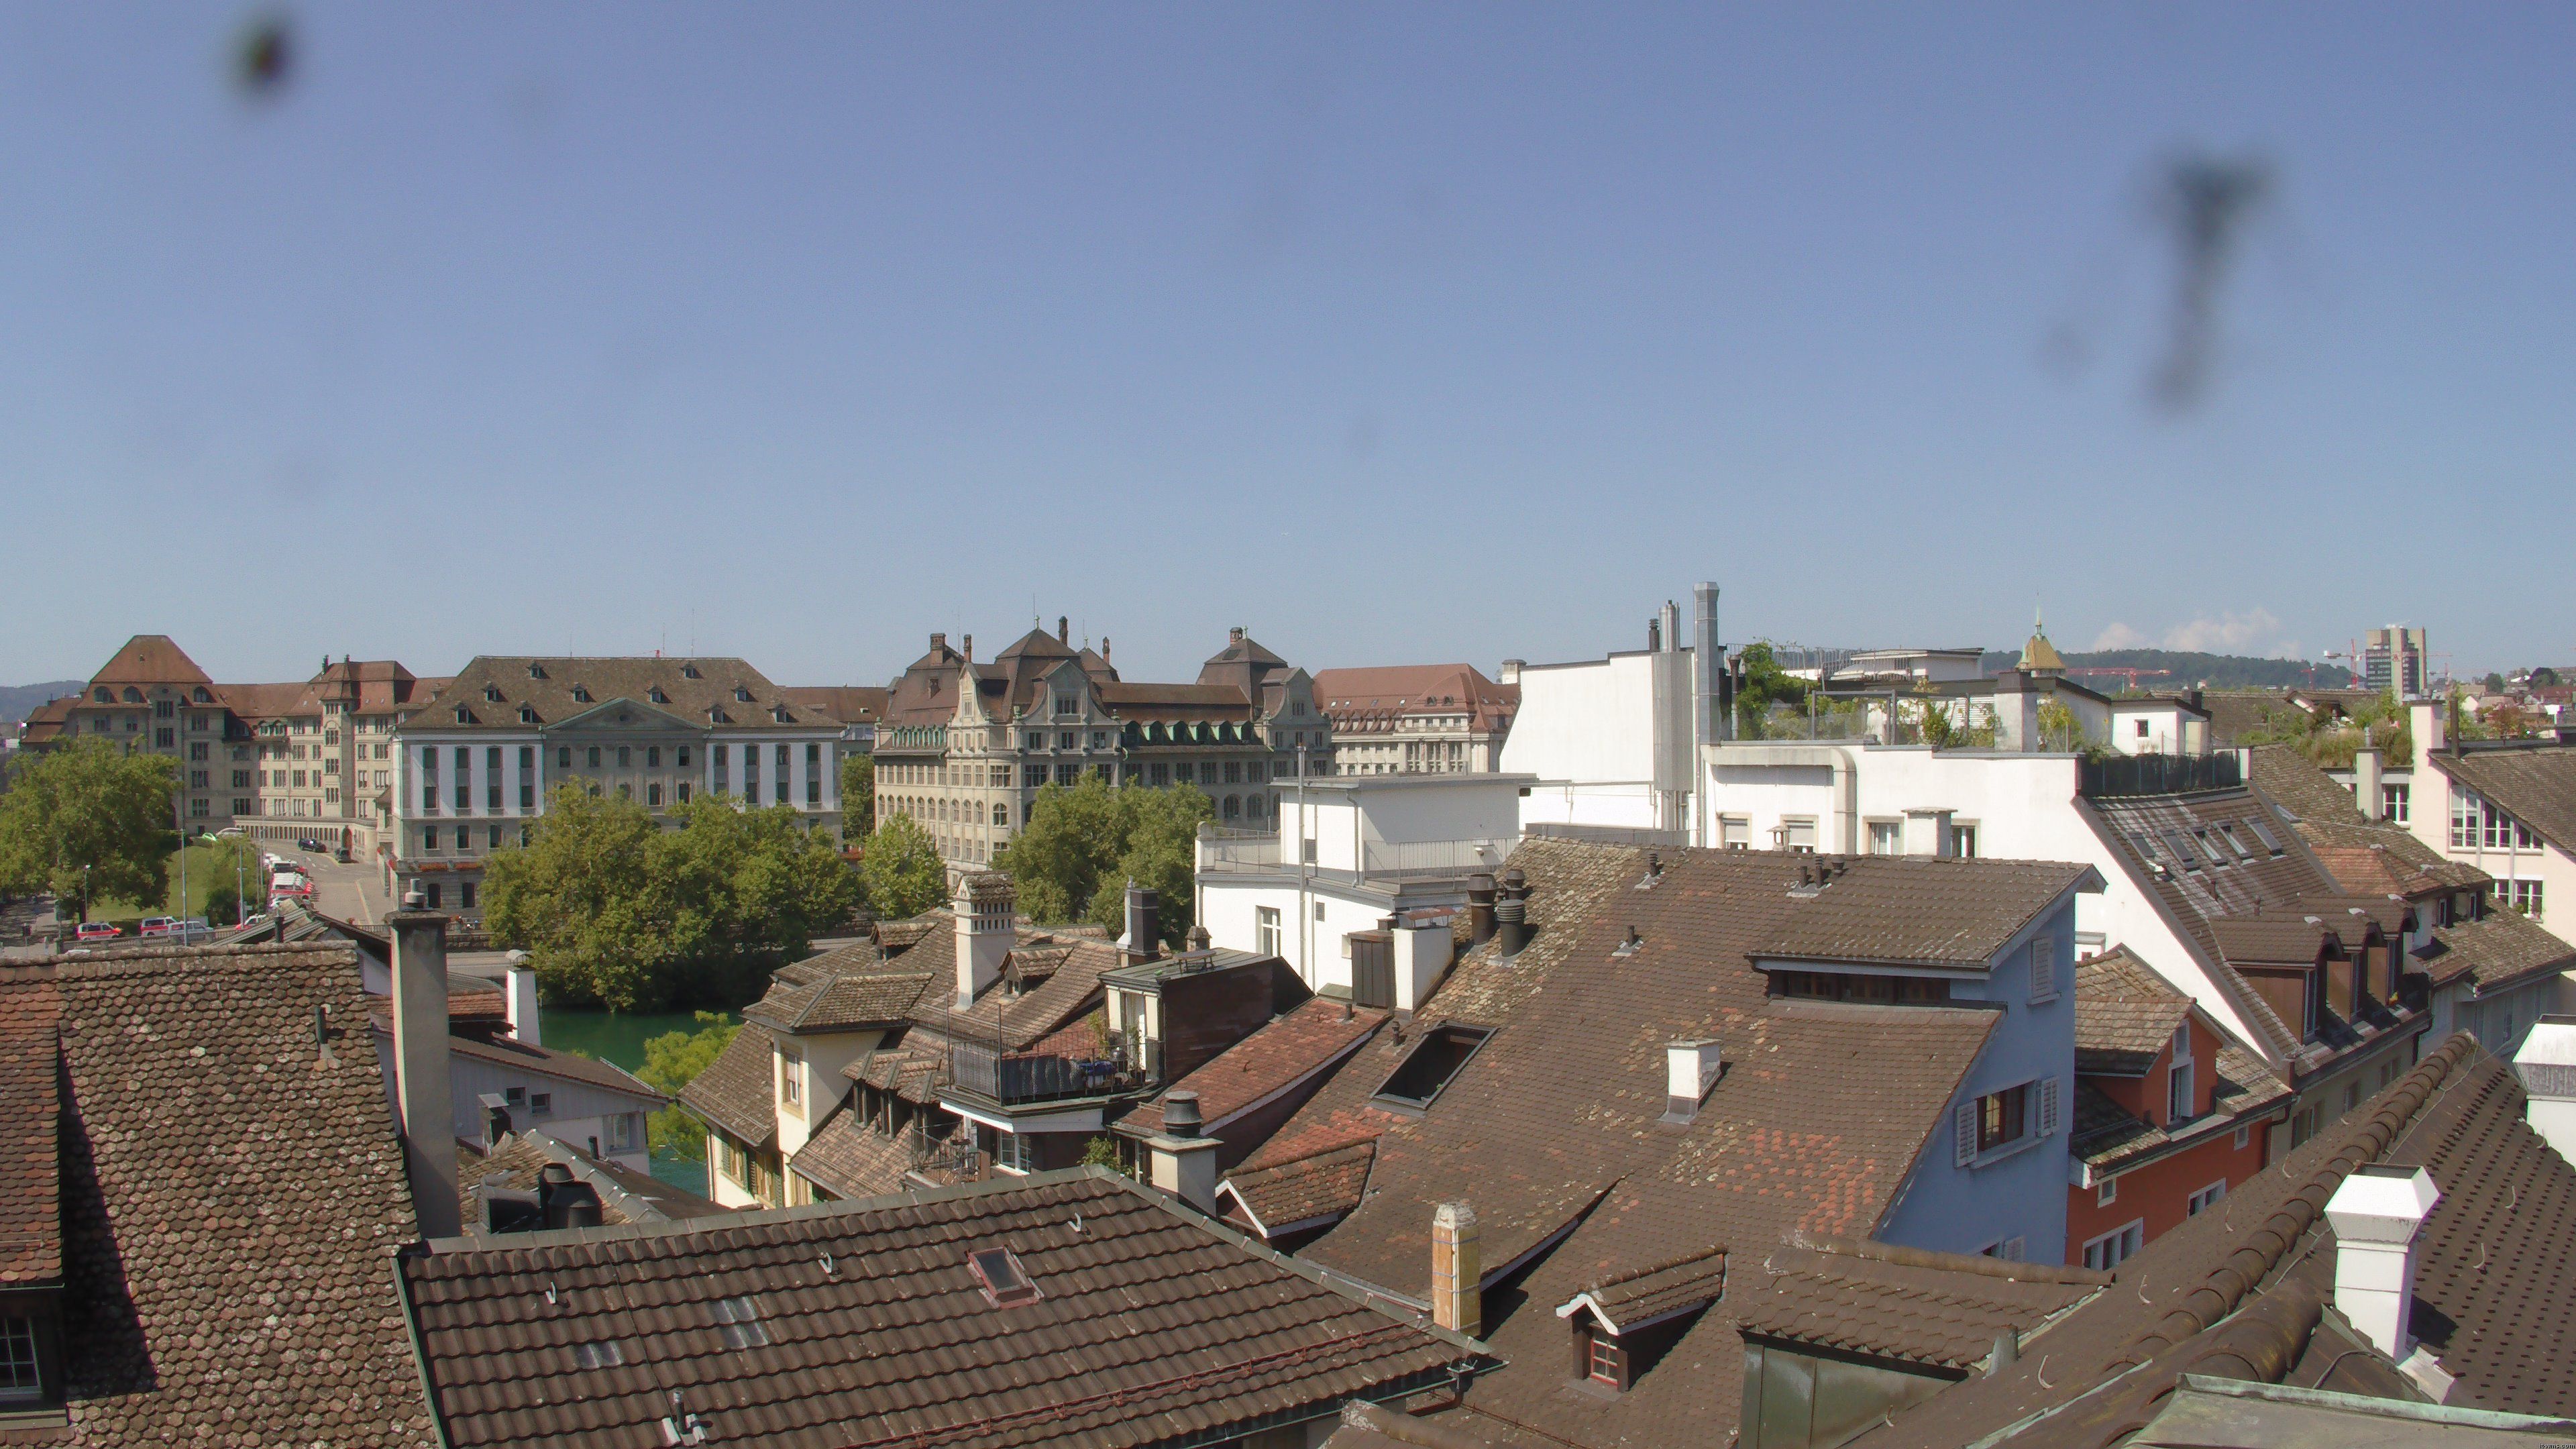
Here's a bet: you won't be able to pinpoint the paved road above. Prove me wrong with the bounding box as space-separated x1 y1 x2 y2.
250 844 388 926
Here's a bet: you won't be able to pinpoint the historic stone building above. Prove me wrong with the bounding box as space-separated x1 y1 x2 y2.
872 620 1326 873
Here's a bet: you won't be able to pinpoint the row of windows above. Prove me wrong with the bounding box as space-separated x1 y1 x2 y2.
2451 792 2540 851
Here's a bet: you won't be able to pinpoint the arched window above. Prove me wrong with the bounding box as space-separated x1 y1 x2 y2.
1223 795 1241 820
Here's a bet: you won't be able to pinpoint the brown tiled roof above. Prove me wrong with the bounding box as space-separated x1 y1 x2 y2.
1556 1243 1729 1334
19 943 432 1446
896 919 1124 1052
2438 744 2576 853
1751 857 2098 967
2249 745 2483 889
88 633 211 686
415 656 826 732
1312 664 1517 734
15 693 73 744
2415 907 2576 994
460 1132 727 1229
678 1023 778 1147
1221 1140 1377 1235
2074 949 2194 1075
1853 1034 2576 1446
0 974 61 1285
741 947 928 1035
396 1169 1483 1449
2071 1040 2289 1173
1731 1239 2102 1372
780 685 888 725
1117 998 1387 1136
786 1099 919 1200
218 678 323 718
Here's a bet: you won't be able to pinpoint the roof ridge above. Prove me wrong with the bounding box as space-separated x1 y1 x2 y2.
1583 1240 1727 1293
2102 1031 2477 1371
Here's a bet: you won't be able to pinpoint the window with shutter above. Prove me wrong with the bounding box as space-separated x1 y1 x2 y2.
2038 1077 2061 1138
2027 935 2058 1005
1954 1101 1978 1167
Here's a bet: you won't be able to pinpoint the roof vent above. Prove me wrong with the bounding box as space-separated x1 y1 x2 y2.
1613 927 1644 957
1663 1040 1722 1124
968 1247 1042 1307
1635 853 1664 890
1161 1090 1202 1137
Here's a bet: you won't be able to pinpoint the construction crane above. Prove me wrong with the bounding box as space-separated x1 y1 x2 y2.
2065 666 2171 692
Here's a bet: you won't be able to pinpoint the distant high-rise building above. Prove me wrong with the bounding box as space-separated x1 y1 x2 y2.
2363 625 2428 696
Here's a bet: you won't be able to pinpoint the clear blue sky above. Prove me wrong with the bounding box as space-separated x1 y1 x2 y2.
3 5 2569 688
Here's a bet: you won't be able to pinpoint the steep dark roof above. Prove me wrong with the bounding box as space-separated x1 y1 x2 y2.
415 656 822 732
2438 744 2576 853
0 974 61 1287
1853 1034 2576 1446
396 1168 1485 1449
1730 1239 2104 1373
9 945 433 1446
679 1024 780 1148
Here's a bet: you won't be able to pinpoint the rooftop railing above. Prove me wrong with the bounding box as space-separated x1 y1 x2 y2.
1197 833 1511 883
2079 751 2243 798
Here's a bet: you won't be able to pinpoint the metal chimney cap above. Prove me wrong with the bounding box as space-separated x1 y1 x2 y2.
402 888 428 910
1161 1091 1203 1136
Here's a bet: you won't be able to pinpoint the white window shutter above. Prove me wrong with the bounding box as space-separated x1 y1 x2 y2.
2039 1077 2061 1138
2029 936 2059 1006
1955 1101 1978 1167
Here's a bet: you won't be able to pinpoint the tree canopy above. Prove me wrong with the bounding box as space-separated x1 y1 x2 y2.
996 777 1212 947
0 741 176 918
1732 642 1810 739
483 786 859 1012
2241 690 2413 767
637 1011 739 1161
857 812 947 920
838 753 874 837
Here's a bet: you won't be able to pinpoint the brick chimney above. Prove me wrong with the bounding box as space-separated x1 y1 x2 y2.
2324 1164 2439 1360
1058 616 1069 645
1432 1202 1481 1336
953 872 1014 1008
390 890 460 1237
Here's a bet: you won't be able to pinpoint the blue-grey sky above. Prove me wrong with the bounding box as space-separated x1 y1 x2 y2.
3 5 2569 688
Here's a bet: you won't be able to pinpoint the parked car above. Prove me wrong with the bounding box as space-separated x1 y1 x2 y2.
137 916 178 937
170 920 218 943
74 921 120 942
215 826 246 839
296 837 324 852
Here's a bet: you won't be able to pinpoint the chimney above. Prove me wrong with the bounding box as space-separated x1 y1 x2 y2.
931 631 946 653
1660 599 1680 654
1662 1040 1722 1123
1058 616 1069 644
478 1091 512 1150
537 1161 604 1230
390 890 461 1237
1230 626 1245 645
962 634 973 661
2410 698 2447 756
2354 749 2385 820
1466 873 1497 948
1431 1203 1481 1336
2513 1016 2576 1167
504 961 541 1046
2324 1164 2440 1360
1646 616 1662 653
1493 868 1531 956
953 872 1015 1008
1499 659 1523 687
1100 635 1110 664
1143 1090 1219 1212
1694 582 1731 747
1186 923 1211 954
1123 884 1161 964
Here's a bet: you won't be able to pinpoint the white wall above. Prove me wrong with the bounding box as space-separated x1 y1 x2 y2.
1500 648 1692 832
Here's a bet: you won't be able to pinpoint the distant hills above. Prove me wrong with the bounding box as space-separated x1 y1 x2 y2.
1973 650 2354 692
1 681 83 733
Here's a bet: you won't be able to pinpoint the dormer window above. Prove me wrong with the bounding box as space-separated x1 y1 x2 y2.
484 686 504 703
570 685 592 703
527 663 547 680
121 687 142 703
647 686 668 704
680 663 701 679
772 704 792 723
710 707 731 725
519 706 539 724
92 688 109 703
453 707 473 724
191 686 211 703
734 686 753 703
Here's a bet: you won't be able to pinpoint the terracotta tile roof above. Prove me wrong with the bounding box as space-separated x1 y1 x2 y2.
2414 906 2576 994
1311 665 1518 733
741 947 930 1035
1555 1243 1729 1334
1221 1140 1378 1236
787 1099 920 1200
2248 746 2485 889
896 920 1124 1052
2439 744 2576 853
0 974 61 1286
413 655 827 732
87 633 212 686
679 1022 780 1147
15 943 433 1446
217 678 323 718
780 685 888 725
1748 857 2101 968
1853 1034 2576 1446
2071 1041 2290 1173
396 1169 1483 1449
1116 998 1387 1136
1730 1239 2102 1372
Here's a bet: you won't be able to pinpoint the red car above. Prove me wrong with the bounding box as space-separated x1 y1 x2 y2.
74 921 121 942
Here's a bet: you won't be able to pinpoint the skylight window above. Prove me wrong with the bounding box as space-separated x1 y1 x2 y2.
2245 819 2286 855
2216 824 2252 859
2162 831 2202 871
1373 1025 1495 1110
969 1248 1042 1307
712 1296 767 1348
2193 830 2229 867
574 1340 624 1368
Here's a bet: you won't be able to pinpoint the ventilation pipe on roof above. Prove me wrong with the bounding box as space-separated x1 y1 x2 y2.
1494 869 1531 957
390 888 461 1237
2514 1016 2576 1168
1660 599 1680 655
1432 1203 1481 1336
2323 1165 2438 1362
537 1161 604 1230
1142 1091 1219 1213
1466 873 1497 949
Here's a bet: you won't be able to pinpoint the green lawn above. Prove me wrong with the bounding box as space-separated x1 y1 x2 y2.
86 841 268 926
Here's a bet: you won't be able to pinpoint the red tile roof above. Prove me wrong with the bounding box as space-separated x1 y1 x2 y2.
0 974 62 1286
87 633 211 686
1117 997 1387 1136
1729 1239 2102 1372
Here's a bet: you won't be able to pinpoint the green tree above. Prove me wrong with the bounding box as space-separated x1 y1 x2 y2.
998 777 1212 949
637 1011 739 1161
2036 697 2091 753
858 812 948 920
199 836 268 926
2534 667 2561 688
484 785 859 1012
1732 642 1808 740
0 741 177 920
2486 672 2508 693
838 753 875 837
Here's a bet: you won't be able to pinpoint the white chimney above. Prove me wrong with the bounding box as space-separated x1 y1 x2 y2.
2410 698 2447 756
2354 749 2385 821
953 871 1014 1009
1663 1039 1722 1124
1142 1091 1219 1213
1902 809 1954 857
2513 1016 2576 1167
504 959 541 1046
390 890 461 1238
2324 1164 2439 1361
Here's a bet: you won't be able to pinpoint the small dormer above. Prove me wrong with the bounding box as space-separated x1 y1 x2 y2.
648 685 669 704
570 684 592 704
453 706 474 724
519 706 539 725
734 686 753 704
121 687 142 704
191 686 211 704
483 686 504 703
527 663 547 680
771 704 792 723
710 706 731 725
680 662 701 679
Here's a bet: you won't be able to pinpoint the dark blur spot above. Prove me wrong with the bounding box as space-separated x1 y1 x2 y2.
2151 151 2272 412
233 13 293 98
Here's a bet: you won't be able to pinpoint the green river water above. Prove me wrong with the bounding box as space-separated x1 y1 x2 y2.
537 1006 722 1197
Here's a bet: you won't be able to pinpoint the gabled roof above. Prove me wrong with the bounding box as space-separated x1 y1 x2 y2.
395 1168 1486 1449
2414 907 2576 996
778 685 888 726
2249 745 2485 892
2074 949 2194 1075
1748 856 2100 969
1554 1243 1730 1336
1220 1139 1377 1237
413 657 818 733
88 633 211 686
2436 744 2576 854
1729 1238 2102 1373
678 1023 780 1148
1115 997 1387 1138
1852 1034 2576 1445
786 1098 920 1201
741 945 928 1036
1312 664 1518 733
460 1131 727 1230
4 945 433 1446
439 1032 666 1104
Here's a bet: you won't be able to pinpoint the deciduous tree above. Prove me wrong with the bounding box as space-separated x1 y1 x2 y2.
0 741 177 920
857 812 947 921
1000 777 1212 949
838 753 874 837
637 1012 739 1161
